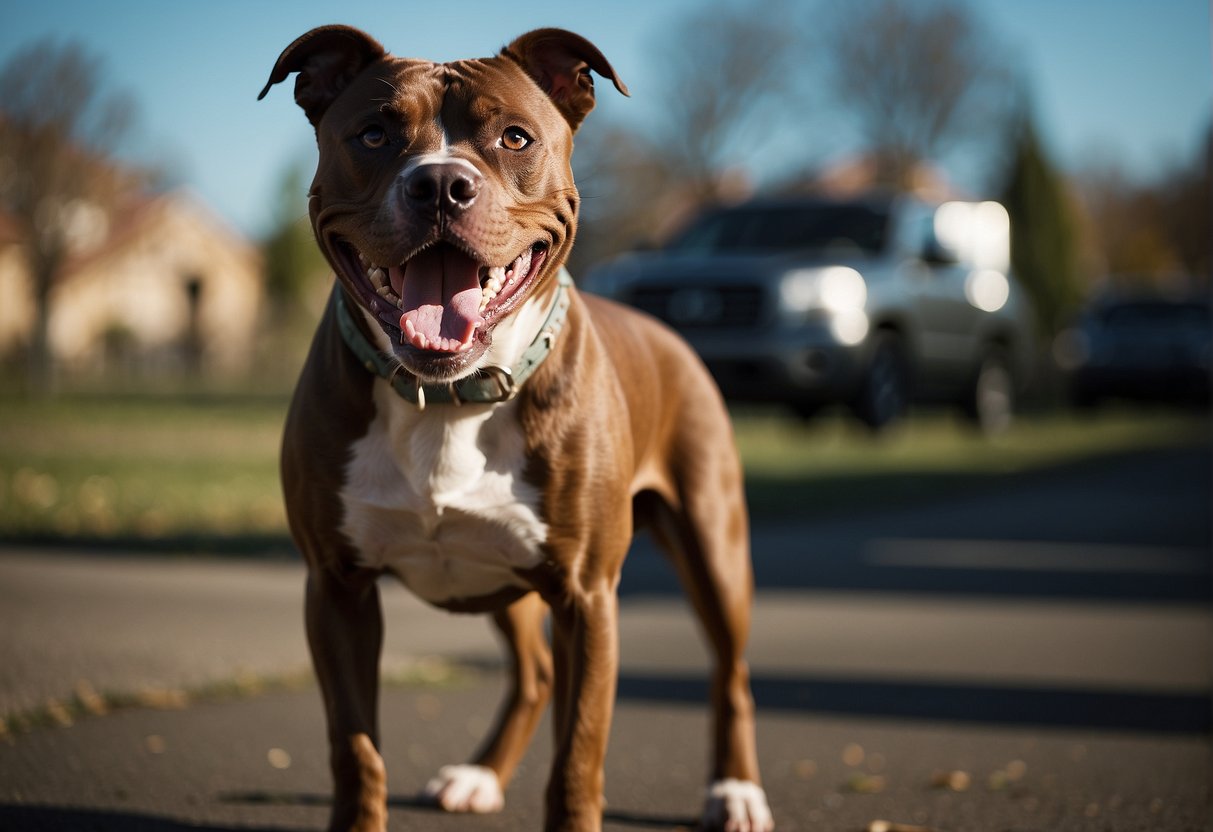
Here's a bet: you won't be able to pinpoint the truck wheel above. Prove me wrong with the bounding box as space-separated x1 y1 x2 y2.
962 349 1014 435
792 401 823 422
852 333 909 432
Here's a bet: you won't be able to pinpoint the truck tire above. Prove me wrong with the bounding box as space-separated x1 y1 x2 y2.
852 332 909 432
961 348 1014 435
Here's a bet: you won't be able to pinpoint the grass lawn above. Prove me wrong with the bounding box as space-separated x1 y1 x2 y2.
0 390 1207 546
733 407 1210 518
0 394 289 544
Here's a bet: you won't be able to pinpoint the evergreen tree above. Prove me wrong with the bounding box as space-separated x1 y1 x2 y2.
261 161 327 315
999 110 1083 337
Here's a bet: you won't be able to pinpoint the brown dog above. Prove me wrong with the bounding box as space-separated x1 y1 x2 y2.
261 25 772 832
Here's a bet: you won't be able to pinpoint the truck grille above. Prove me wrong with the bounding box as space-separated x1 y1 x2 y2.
627 285 766 328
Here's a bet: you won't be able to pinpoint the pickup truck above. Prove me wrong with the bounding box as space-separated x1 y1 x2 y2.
581 194 1033 432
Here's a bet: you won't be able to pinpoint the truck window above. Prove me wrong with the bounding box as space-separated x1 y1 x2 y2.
669 203 890 256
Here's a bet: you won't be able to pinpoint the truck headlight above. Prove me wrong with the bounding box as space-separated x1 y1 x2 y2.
964 269 1010 312
780 267 869 345
780 267 867 314
780 269 821 313
818 267 868 312
829 309 870 346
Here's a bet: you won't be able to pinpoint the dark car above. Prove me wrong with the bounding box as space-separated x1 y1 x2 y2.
582 194 1033 432
1059 293 1212 408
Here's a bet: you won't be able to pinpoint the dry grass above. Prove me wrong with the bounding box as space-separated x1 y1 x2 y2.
1 391 1206 539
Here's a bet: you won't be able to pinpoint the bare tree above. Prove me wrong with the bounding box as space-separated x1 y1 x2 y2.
571 0 802 273
1077 162 1172 281
816 0 1015 189
647 0 799 202
571 124 679 273
0 39 142 392
1076 126 1212 288
1155 125 1211 283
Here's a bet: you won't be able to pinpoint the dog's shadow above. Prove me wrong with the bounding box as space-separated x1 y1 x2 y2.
0 803 308 832
219 790 437 813
602 808 700 829
220 791 697 828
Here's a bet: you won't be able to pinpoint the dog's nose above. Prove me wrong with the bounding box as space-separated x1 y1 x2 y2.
403 161 483 217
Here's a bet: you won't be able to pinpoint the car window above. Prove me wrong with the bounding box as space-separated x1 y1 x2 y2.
1100 302 1212 330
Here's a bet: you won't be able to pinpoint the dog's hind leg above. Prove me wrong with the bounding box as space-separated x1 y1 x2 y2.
643 477 774 832
424 591 553 813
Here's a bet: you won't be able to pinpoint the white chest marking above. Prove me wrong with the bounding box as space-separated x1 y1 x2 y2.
340 385 548 605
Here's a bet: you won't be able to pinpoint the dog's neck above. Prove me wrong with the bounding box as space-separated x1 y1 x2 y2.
480 273 562 378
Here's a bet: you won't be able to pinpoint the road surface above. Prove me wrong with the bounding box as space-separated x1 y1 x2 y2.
1 442 1209 830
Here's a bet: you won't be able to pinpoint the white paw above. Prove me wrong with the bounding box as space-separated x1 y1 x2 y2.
423 764 504 814
702 778 774 832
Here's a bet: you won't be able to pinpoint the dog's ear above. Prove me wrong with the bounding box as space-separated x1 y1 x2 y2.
502 29 629 131
258 25 386 127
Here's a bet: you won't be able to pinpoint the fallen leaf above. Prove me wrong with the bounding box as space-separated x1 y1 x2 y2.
847 773 887 794
929 770 971 792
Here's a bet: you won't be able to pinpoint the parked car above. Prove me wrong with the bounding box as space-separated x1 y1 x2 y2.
1057 292 1212 408
582 194 1033 432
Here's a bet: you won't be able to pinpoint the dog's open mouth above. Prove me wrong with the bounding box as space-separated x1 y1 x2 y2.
339 239 549 353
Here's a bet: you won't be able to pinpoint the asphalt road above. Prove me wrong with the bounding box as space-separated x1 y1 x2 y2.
1 441 1210 831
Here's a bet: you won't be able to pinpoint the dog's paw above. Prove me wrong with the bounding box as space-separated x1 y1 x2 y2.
701 778 774 832
423 764 504 813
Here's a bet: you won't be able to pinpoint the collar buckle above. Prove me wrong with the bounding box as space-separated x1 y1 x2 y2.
474 365 516 403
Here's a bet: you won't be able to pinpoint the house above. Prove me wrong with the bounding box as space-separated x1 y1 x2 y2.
0 189 264 377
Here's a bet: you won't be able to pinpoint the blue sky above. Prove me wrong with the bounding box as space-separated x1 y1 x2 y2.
2 0 1209 239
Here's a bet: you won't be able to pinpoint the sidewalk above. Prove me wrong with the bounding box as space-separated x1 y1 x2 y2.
1 550 1209 830
2 550 1209 721
3 669 1207 831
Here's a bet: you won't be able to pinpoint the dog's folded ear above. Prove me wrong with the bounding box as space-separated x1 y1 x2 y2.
502 29 629 131
258 25 386 128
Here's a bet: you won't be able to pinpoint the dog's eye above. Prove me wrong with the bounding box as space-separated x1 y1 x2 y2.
358 126 388 149
500 126 532 151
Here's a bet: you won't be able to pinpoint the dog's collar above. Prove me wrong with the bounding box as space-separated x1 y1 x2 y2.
335 268 573 409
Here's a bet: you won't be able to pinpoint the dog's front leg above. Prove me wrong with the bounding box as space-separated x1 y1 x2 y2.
426 591 553 813
306 569 387 832
544 581 619 832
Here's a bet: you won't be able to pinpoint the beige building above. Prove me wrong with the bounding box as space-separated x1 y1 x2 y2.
0 190 263 377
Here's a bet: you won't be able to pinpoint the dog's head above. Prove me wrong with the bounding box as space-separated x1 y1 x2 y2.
260 26 627 382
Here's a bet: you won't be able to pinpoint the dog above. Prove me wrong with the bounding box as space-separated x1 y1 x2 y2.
260 25 773 832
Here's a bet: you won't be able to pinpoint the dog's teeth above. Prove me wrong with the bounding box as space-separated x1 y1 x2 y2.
505 250 530 287
480 265 507 312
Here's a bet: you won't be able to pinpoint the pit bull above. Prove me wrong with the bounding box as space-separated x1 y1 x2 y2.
260 25 773 832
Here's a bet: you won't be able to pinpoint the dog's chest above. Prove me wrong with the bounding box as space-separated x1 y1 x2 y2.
339 384 547 605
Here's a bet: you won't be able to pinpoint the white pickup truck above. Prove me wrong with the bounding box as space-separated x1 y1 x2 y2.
583 194 1034 433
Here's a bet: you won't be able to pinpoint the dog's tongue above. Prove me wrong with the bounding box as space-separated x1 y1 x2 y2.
394 246 483 352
